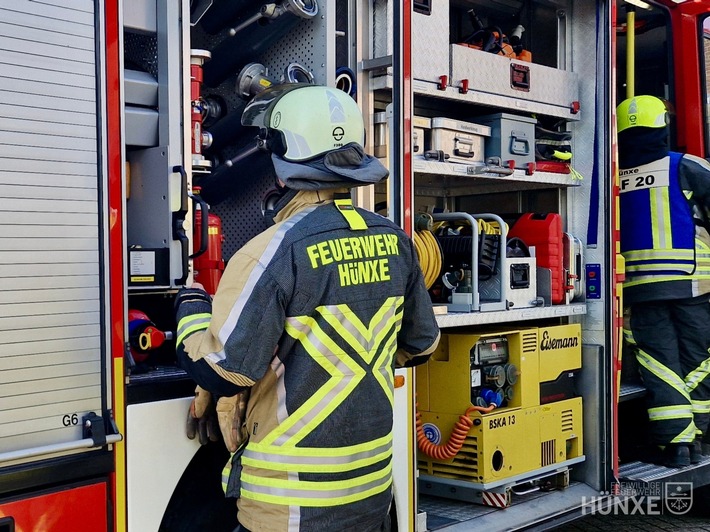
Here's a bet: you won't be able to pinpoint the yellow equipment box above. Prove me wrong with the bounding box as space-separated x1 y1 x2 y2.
416 324 584 486
417 398 583 485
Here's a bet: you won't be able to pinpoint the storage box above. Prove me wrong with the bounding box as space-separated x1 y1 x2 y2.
479 256 540 309
476 113 537 170
430 117 491 163
450 45 580 119
413 116 431 155
373 112 388 158
373 114 431 158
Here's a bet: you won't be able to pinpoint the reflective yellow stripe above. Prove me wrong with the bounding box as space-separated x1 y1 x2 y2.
221 452 234 494
243 435 393 474
243 450 392 474
686 356 710 392
319 297 403 364
636 350 692 400
671 421 697 444
334 198 368 230
648 405 693 421
626 264 695 274
279 317 365 446
623 327 635 346
625 273 710 287
318 297 402 405
624 249 695 260
248 433 391 458
241 463 392 507
371 330 397 406
651 187 672 249
624 249 695 272
273 298 402 446
624 240 710 286
176 313 211 345
692 399 710 414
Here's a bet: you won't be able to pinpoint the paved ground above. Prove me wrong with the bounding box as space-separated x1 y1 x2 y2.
561 513 710 531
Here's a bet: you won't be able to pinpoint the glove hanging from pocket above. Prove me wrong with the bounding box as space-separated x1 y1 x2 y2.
186 385 221 445
216 389 251 453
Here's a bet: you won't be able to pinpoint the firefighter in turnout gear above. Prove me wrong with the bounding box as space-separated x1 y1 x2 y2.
617 95 710 467
175 84 441 531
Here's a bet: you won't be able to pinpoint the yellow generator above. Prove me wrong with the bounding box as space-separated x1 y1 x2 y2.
416 324 584 489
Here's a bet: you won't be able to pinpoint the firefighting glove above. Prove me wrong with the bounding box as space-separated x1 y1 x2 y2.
186 385 221 445
216 389 251 453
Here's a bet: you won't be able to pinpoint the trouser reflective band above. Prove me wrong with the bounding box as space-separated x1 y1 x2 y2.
670 422 698 444
692 399 710 436
692 399 710 414
622 327 635 346
240 462 393 507
637 351 692 401
648 405 694 421
647 404 695 444
686 356 710 393
637 349 696 443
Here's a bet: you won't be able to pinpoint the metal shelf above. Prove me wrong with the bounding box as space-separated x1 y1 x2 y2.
619 382 647 402
412 157 581 196
435 302 587 329
369 75 581 122
620 457 710 487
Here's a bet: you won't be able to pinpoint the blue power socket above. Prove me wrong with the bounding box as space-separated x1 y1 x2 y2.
585 264 601 299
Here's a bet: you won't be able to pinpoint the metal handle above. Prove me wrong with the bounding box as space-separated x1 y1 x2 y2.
188 193 210 259
0 434 123 465
453 136 475 158
509 130 530 155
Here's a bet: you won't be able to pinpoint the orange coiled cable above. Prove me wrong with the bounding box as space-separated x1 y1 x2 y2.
416 405 496 460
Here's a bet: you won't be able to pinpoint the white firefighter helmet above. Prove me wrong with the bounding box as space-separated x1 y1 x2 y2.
241 84 365 162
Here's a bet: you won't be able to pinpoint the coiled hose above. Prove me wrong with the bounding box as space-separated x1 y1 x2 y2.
413 213 443 289
478 218 504 235
416 404 496 460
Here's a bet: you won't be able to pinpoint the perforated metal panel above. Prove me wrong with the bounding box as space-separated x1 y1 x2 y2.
191 0 334 259
0 0 104 458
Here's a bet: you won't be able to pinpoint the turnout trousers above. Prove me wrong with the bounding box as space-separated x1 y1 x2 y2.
625 295 710 445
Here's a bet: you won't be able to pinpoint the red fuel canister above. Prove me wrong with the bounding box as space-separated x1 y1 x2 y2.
508 213 564 304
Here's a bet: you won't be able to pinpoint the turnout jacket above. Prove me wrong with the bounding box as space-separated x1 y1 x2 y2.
619 152 710 305
176 189 440 532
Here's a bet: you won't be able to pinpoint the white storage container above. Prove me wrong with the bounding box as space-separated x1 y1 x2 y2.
430 117 491 163
413 116 431 155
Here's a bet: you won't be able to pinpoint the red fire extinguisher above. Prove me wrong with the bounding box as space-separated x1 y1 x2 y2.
192 189 225 295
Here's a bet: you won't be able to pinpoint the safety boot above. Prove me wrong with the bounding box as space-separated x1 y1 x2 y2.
660 444 691 468
690 439 703 464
